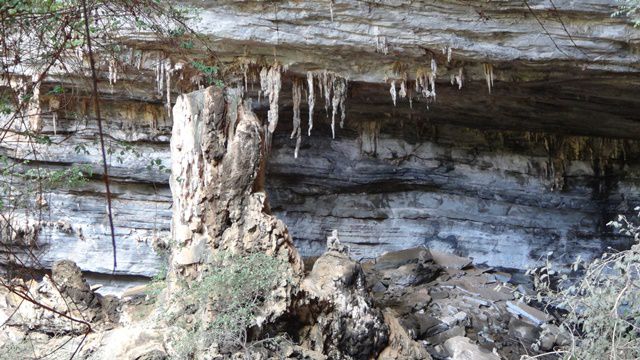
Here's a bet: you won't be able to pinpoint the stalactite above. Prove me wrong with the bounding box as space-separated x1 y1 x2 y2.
165 59 172 117
291 79 302 158
390 80 397 106
156 55 166 96
338 78 347 129
52 112 57 135
322 70 332 116
483 63 494 93
451 68 463 90
134 49 142 70
259 64 282 148
359 120 380 156
416 65 436 101
329 0 334 21
259 67 267 104
409 88 413 109
156 58 160 94
49 98 60 135
126 46 135 66
331 78 346 138
307 71 315 136
399 80 407 99
242 63 248 92
108 58 117 85
259 69 266 103
28 76 41 132
317 72 324 110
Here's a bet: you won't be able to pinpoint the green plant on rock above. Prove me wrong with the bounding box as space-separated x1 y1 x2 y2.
24 164 93 189
524 209 640 359
168 252 287 359
191 60 224 88
614 0 640 27
144 263 168 301
0 159 93 211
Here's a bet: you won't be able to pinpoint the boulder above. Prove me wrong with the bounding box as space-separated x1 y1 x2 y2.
300 231 388 359
52 259 98 308
378 309 432 360
83 327 167 360
365 248 442 290
443 336 500 360
508 317 541 344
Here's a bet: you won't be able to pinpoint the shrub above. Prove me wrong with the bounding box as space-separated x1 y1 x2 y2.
524 209 640 359
614 0 640 27
168 252 286 359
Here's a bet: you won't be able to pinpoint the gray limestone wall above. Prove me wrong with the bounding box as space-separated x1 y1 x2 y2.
2 95 638 296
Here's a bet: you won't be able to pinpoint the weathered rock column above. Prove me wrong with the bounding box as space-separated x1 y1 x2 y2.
299 231 391 359
167 86 303 318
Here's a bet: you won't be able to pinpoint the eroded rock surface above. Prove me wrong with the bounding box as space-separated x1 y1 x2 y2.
299 232 389 359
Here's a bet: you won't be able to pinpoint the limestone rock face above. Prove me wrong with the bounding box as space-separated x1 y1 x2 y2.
1 0 639 294
300 233 388 359
192 1 640 75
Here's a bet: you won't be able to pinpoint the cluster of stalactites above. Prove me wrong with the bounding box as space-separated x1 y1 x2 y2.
389 59 444 108
520 132 630 191
104 47 181 119
301 70 348 140
387 58 505 109
291 79 302 158
276 70 349 158
450 68 464 90
416 58 438 101
155 56 177 116
256 68 348 157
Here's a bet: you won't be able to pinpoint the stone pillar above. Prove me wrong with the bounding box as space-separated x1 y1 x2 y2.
168 86 303 314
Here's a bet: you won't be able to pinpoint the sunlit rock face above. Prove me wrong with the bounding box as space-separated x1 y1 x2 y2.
1 0 640 291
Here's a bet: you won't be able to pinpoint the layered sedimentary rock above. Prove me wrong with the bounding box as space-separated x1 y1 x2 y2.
1 0 640 291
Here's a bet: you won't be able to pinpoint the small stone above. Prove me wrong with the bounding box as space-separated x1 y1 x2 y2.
538 332 555 351
508 317 540 343
426 325 465 345
462 296 490 307
506 301 552 326
430 288 450 300
372 281 387 293
430 250 473 270
493 272 512 283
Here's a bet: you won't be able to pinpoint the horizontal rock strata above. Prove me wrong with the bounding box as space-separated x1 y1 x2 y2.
1 0 640 292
